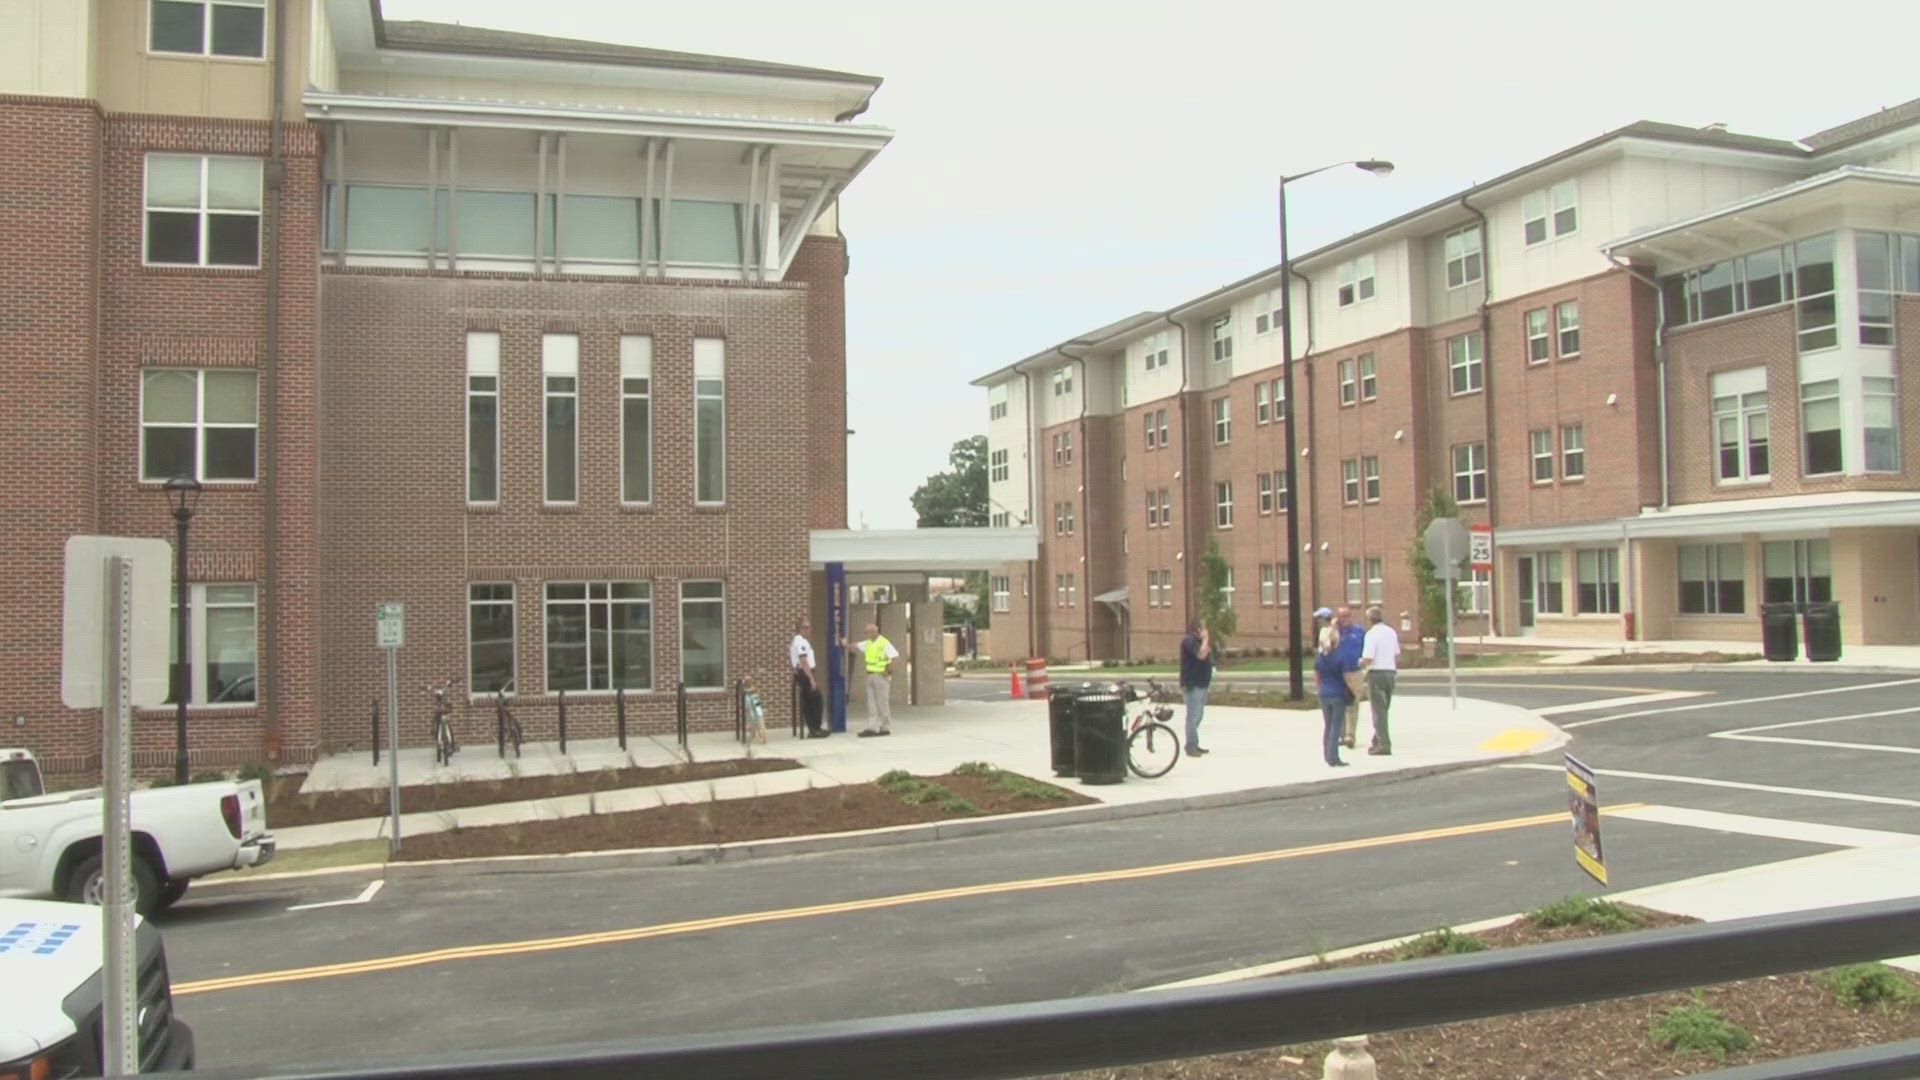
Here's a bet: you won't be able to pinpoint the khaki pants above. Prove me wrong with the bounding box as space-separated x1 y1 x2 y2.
1342 671 1367 744
865 671 893 731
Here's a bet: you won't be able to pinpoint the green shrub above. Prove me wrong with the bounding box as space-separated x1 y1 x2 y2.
1394 928 1488 960
875 769 915 789
237 761 273 784
1650 997 1754 1060
936 797 978 815
1528 895 1646 932
952 761 997 777
1824 963 1919 1010
190 770 227 784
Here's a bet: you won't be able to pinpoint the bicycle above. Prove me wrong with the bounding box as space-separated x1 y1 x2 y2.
1119 676 1181 779
493 679 524 759
429 678 459 766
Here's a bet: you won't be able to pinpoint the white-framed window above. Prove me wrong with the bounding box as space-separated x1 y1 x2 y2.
465 332 499 503
680 581 725 688
1215 480 1234 529
1254 288 1285 335
1463 568 1492 615
1220 567 1235 610
1064 501 1075 535
1211 315 1234 363
1452 441 1488 504
1795 234 1838 353
1535 551 1565 614
1276 468 1290 513
1157 408 1170 447
1448 331 1484 396
1277 560 1291 604
1523 179 1578 245
1866 376 1901 472
1358 354 1377 401
1055 573 1078 608
1556 300 1581 357
1147 571 1161 609
1257 472 1274 515
1762 539 1832 606
1362 455 1381 502
1341 459 1360 505
1857 232 1914 347
1561 424 1585 479
150 0 266 59
1145 490 1160 528
1055 574 1068 607
1062 430 1073 464
620 336 653 505
1525 308 1550 363
991 511 1009 528
989 448 1009 482
1365 557 1384 604
1712 369 1770 483
140 368 257 482
468 583 515 695
1255 381 1271 424
167 583 256 705
1345 559 1362 604
1530 428 1554 483
545 582 652 692
1160 488 1172 527
144 154 262 267
989 383 1009 420
1260 563 1277 606
543 334 579 504
695 338 727 504
991 575 1011 612
1143 331 1170 371
1144 412 1158 449
1338 359 1357 406
1050 366 1070 397
1336 255 1376 308
1679 543 1745 615
1444 224 1483 289
1212 396 1231 445
1801 379 1843 476
1576 548 1620 614
1269 378 1287 423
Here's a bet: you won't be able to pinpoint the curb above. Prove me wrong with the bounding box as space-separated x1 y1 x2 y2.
998 663 1920 679
1138 912 1530 991
190 756 1513 895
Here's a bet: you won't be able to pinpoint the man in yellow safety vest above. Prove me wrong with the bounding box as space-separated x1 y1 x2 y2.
841 622 900 737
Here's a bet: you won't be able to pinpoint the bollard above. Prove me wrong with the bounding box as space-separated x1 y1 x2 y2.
371 697 381 766
616 686 627 751
734 678 747 743
495 694 505 759
557 688 568 755
676 681 688 748
790 674 801 738
1322 1035 1377 1080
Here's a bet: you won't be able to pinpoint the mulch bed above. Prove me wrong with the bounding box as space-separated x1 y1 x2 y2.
390 770 1100 861
265 758 803 827
1582 651 1764 665
1048 904 1920 1079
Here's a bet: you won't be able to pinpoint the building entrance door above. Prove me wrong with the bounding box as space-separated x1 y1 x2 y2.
1517 556 1536 633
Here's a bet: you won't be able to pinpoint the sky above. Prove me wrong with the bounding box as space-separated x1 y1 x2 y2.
384 0 1920 528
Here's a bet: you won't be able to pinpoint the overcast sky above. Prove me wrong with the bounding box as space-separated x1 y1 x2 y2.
385 0 1919 528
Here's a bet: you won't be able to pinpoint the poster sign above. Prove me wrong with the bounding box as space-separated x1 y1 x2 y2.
1566 753 1607 885
1469 524 1494 572
825 561 847 733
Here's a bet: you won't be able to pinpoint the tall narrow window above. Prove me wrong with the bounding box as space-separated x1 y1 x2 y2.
1712 369 1770 483
1865 376 1900 472
141 368 258 482
1342 459 1360 504
468 583 516 693
1338 359 1357 405
1211 315 1234 362
1365 557 1384 603
1525 309 1550 363
1795 234 1837 352
166 583 258 705
1220 568 1235 610
1260 564 1276 606
145 154 263 267
466 331 500 503
1145 490 1160 528
543 334 579 504
1560 424 1585 479
1801 379 1842 476
695 337 727 504
680 581 726 688
1270 378 1286 423
1531 429 1554 483
1158 408 1170 446
1276 469 1290 513
1858 231 1895 346
1215 481 1234 528
1536 552 1564 614
1358 354 1377 401
1345 559 1362 604
1160 488 1172 527
1556 300 1581 356
1212 397 1231 445
1257 472 1274 514
1464 569 1492 615
1576 548 1619 614
1444 225 1483 288
1255 381 1271 424
1448 331 1484 395
1362 455 1381 502
1551 179 1578 237
620 336 653 504
989 383 1009 420
1144 412 1158 449
1452 441 1488 503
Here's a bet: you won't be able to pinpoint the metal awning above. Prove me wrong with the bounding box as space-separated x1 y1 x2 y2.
1093 586 1129 607
809 528 1038 573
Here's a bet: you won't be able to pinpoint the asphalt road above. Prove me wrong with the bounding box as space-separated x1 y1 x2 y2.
161 668 1920 1073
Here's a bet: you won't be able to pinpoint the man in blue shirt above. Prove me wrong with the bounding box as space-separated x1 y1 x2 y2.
1334 606 1367 749
1178 619 1214 757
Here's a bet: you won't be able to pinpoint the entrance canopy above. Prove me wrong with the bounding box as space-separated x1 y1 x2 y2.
809 527 1038 584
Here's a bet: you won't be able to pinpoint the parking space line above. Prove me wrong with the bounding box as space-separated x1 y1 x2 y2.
1710 706 1920 756
1560 677 1920 729
287 880 384 912
1536 691 1707 716
1606 805 1920 849
1500 762 1920 808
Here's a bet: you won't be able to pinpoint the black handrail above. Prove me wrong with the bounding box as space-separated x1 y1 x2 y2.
557 688 568 754
616 687 627 751
145 896 1920 1080
675 681 688 749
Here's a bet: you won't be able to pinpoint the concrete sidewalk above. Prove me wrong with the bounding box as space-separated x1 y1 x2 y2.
273 694 1565 853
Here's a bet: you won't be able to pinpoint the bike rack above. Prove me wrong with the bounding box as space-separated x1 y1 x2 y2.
557 688 568 755
616 687 628 751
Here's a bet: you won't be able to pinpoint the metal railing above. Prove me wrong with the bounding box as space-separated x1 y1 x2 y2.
151 896 1920 1080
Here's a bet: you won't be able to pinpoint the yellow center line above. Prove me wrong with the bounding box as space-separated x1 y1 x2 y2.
175 804 1647 997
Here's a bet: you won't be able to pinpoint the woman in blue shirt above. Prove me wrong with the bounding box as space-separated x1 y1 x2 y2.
1312 607 1350 767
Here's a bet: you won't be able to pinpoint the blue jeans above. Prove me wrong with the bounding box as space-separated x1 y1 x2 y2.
1319 694 1346 765
1183 686 1209 751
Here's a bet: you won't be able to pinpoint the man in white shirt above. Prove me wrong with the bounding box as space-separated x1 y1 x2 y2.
841 623 900 737
1359 605 1401 756
790 616 827 738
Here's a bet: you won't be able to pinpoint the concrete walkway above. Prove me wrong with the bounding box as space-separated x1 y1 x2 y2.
275 694 1565 852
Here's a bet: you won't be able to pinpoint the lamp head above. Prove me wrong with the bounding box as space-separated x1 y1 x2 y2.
1356 159 1395 176
163 473 203 517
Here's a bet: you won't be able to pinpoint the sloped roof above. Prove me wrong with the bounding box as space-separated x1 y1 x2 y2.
1616 120 1803 156
1802 95 1920 151
373 17 881 86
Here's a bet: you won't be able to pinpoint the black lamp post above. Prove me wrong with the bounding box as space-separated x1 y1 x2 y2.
164 473 203 784
1278 159 1394 700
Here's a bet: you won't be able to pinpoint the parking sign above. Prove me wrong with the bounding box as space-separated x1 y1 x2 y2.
376 603 405 649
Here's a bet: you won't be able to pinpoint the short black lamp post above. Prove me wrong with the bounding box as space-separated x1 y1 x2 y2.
164 474 203 785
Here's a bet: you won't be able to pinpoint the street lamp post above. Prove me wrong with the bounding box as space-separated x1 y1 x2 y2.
1279 159 1394 700
164 474 203 784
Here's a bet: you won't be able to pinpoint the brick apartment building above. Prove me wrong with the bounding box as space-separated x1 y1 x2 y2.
0 0 889 774
978 103 1920 662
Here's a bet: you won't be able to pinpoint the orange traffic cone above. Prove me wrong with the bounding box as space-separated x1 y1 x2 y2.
1010 663 1023 698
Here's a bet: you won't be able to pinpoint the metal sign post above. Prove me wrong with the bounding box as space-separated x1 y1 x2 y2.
377 603 405 855
1424 518 1470 709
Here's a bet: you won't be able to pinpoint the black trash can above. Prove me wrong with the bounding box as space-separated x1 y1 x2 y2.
1047 683 1087 777
1760 602 1799 662
1073 690 1127 785
1803 602 1843 662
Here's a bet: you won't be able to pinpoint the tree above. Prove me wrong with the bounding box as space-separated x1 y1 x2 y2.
1196 537 1238 648
910 435 989 528
1408 486 1468 648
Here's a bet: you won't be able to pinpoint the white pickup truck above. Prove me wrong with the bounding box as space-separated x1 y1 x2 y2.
0 749 275 916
